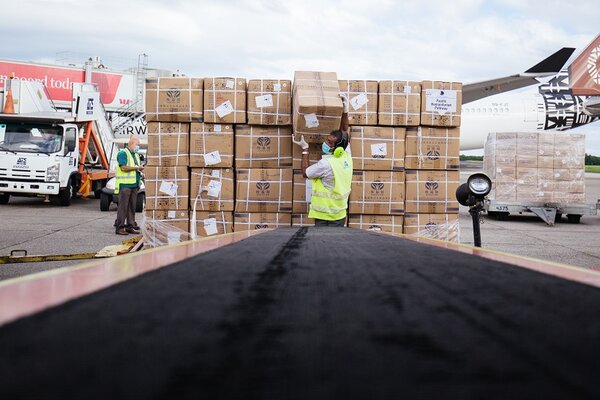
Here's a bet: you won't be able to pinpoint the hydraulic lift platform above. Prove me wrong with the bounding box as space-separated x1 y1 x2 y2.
1 227 600 399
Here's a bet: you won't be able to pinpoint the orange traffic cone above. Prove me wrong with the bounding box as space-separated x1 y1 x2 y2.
80 176 92 197
3 78 15 114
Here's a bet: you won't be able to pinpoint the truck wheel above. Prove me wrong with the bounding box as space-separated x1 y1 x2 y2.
58 181 74 206
136 193 145 213
554 213 562 223
0 194 9 204
100 193 111 212
567 214 581 224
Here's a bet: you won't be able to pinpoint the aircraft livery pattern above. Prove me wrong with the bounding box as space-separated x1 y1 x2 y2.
539 70 599 130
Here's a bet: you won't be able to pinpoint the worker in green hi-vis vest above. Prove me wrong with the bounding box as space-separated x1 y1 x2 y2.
293 94 353 227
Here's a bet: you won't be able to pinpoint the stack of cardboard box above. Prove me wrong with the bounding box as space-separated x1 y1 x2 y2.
484 132 585 204
235 79 294 231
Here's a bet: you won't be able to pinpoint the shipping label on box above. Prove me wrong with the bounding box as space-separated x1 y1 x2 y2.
404 170 460 213
291 213 315 227
293 71 343 142
339 80 378 125
350 126 405 171
235 169 293 213
378 81 421 126
143 210 190 247
145 77 204 122
204 77 247 123
190 168 235 212
348 170 405 215
189 123 234 168
403 213 460 242
405 127 460 170
145 166 189 210
292 142 323 169
233 213 292 231
420 81 462 127
146 122 190 167
235 125 293 168
348 214 403 234
293 169 311 213
247 79 292 125
189 211 233 238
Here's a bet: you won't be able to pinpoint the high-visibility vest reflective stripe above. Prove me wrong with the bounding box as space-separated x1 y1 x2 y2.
114 149 140 194
309 151 353 221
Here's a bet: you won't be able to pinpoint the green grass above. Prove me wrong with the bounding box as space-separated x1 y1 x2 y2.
585 165 600 173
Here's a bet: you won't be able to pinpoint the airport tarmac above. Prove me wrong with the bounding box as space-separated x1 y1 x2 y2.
0 169 599 281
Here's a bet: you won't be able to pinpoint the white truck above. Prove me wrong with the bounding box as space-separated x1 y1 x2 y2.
0 79 125 206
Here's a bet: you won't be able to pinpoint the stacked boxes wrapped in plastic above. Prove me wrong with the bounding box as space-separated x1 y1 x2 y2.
484 132 585 204
142 72 463 247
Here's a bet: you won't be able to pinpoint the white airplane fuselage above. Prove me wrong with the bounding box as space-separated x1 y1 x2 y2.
460 71 599 150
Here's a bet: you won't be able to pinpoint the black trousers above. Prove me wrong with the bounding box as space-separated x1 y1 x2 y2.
314 217 346 227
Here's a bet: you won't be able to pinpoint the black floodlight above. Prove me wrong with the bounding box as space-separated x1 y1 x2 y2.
456 173 492 248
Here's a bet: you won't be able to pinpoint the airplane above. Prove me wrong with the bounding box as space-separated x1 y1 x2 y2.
461 33 600 150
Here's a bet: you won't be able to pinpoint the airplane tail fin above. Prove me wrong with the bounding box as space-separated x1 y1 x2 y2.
568 33 600 95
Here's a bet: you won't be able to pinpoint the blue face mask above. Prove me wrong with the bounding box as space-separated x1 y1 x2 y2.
322 142 332 155
134 145 140 153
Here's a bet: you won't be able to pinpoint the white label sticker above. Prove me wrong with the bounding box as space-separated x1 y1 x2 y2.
211 169 221 178
0 124 6 141
225 79 235 89
304 113 319 128
255 94 273 108
167 231 181 245
350 93 369 110
207 180 222 198
204 150 222 166
215 100 234 118
404 85 412 94
159 181 178 197
425 89 458 115
273 83 282 92
213 124 222 132
305 179 313 203
167 210 176 219
371 143 387 157
204 218 218 236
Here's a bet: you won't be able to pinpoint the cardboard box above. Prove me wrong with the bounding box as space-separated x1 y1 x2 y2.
143 209 190 247
235 125 293 168
145 77 203 122
350 126 405 171
349 170 405 215
405 127 460 170
404 170 460 213
516 168 538 185
189 123 234 168
554 133 585 169
293 142 323 169
420 81 462 127
517 155 537 168
235 169 293 213
378 81 421 126
233 213 292 231
538 132 554 156
247 79 292 125
293 169 310 213
203 77 247 123
293 71 343 142
538 156 554 169
146 122 189 167
291 213 315 227
145 166 189 210
491 182 517 202
348 214 403 234
403 213 460 242
189 211 233 238
339 80 378 125
190 168 235 212
516 132 538 155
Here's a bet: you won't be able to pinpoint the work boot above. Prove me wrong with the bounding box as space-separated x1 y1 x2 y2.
115 229 129 235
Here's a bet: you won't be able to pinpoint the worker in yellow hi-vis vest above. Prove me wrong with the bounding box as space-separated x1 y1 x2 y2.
115 135 143 235
293 94 353 227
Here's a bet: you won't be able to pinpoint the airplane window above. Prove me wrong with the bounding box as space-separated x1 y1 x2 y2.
477 108 481 113
494 108 498 113
505 108 509 112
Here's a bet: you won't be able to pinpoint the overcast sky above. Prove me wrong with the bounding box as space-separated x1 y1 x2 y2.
3 0 600 153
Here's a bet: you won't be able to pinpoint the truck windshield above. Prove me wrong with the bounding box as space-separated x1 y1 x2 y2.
0 123 63 154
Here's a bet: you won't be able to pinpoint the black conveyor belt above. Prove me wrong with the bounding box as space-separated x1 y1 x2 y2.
1 227 600 399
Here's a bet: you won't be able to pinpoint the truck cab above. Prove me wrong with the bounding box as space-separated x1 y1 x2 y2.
0 115 81 205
